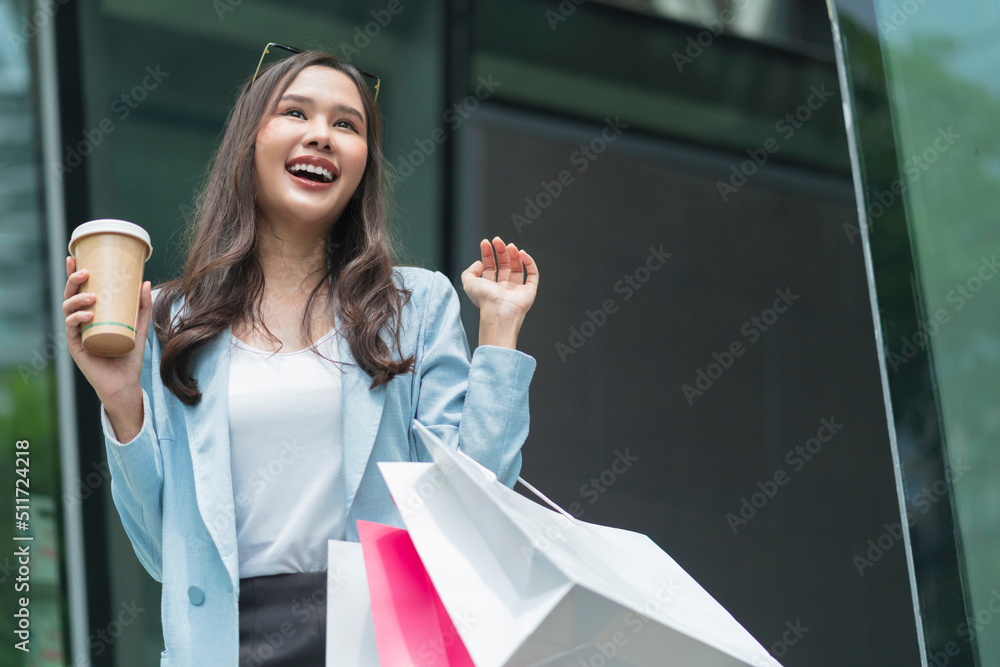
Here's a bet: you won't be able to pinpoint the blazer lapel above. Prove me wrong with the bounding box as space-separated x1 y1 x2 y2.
184 327 240 590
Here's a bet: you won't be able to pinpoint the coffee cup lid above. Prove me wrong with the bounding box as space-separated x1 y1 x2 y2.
69 219 153 261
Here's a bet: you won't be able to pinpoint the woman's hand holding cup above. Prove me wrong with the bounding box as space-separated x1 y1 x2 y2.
64 255 152 443
64 219 154 444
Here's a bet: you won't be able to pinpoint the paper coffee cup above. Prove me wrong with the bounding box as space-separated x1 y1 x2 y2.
68 219 153 357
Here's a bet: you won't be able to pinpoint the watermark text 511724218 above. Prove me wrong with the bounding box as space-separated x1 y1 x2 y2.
13 439 33 653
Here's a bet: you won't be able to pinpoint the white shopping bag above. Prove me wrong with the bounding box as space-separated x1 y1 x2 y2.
325 540 380 666
374 420 782 667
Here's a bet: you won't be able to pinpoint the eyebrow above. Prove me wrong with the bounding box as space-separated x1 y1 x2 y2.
278 94 365 124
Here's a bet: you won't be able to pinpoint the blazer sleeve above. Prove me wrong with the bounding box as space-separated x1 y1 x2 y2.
99 304 165 583
409 270 536 487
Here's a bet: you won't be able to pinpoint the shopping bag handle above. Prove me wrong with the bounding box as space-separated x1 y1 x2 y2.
516 476 582 527
410 418 583 528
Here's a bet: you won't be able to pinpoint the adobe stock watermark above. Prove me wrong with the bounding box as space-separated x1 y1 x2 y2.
212 0 244 20
241 620 300 666
71 600 145 665
726 417 843 534
574 578 682 667
878 0 931 35
394 75 502 183
716 85 835 202
853 457 969 576
520 448 639 563
511 116 629 233
200 438 308 541
887 254 997 372
682 288 799 405
575 449 638 509
256 0 417 59
241 575 354 667
545 0 587 31
333 0 416 62
555 244 671 363
6 0 71 52
415 608 475 664
843 126 961 243
18 330 70 385
671 0 750 72
938 588 1000 666
762 619 809 663
232 439 308 514
843 182 907 245
63 459 112 509
288 569 354 626
898 585 1000 666
52 65 170 180
394 455 460 520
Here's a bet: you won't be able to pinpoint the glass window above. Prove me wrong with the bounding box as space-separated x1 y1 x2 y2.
830 0 1000 663
0 0 71 664
591 0 835 55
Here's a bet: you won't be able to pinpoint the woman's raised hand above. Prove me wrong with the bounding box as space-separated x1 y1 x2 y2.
461 237 538 348
63 255 152 441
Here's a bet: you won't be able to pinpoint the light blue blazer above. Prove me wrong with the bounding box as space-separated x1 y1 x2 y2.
100 266 536 666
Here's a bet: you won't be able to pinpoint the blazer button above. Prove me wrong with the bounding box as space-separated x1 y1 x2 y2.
188 586 205 606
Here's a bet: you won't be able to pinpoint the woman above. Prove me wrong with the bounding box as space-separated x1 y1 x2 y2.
62 49 538 666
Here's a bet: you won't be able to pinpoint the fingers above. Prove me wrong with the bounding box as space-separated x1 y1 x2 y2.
491 237 511 283
63 263 88 302
136 279 152 310
520 249 539 287
463 260 484 278
63 291 95 316
475 238 540 285
63 256 93 345
507 241 523 277
485 237 531 284
65 309 94 330
134 281 153 346
479 239 496 280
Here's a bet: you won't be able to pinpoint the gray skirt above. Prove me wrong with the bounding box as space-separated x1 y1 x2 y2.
238 571 328 667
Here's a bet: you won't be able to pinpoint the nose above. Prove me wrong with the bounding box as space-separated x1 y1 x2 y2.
302 117 333 152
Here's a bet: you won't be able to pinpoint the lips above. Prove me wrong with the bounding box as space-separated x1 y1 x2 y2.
285 155 339 185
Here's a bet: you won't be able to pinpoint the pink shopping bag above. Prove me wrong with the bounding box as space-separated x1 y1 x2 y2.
356 520 475 667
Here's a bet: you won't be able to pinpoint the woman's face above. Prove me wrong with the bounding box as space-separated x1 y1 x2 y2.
253 65 369 234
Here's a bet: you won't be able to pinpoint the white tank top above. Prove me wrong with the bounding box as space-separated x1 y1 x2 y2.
227 326 346 578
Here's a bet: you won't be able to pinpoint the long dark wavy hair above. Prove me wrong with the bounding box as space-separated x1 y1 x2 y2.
152 50 415 405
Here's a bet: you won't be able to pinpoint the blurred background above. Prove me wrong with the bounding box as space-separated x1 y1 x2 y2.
0 0 997 665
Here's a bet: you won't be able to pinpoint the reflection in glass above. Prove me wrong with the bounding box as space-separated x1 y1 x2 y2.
0 0 70 665
830 0 1000 664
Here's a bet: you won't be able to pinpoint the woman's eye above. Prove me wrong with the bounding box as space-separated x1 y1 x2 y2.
335 119 359 132
282 108 306 119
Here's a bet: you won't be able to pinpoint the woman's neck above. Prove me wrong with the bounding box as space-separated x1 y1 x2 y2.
255 219 331 298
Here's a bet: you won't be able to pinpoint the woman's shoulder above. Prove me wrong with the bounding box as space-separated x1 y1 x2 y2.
391 265 455 302
391 264 436 287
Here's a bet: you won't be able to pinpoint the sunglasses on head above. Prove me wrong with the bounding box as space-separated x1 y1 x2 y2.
251 42 380 102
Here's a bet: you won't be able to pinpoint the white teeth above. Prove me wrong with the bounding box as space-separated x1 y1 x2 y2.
287 162 334 182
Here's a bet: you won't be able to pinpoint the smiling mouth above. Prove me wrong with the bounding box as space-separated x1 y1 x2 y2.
286 163 337 183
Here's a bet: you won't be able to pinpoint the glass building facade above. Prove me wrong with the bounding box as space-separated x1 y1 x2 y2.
0 0 994 665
